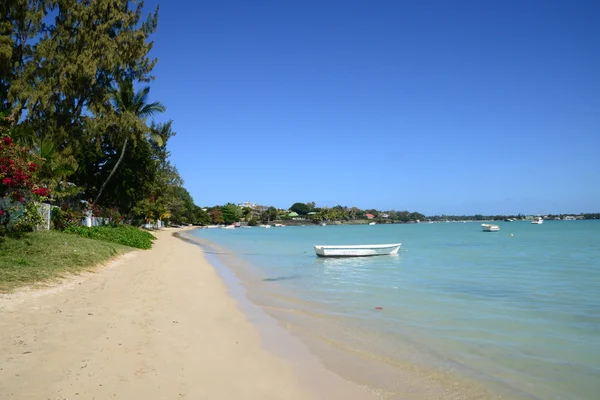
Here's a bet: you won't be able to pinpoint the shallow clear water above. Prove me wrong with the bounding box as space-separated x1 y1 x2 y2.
191 221 600 399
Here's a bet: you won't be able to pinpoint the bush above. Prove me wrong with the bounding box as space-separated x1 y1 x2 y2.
0 132 47 237
65 225 156 249
51 207 84 231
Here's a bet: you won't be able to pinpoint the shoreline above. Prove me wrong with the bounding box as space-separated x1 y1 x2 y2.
0 228 369 399
180 230 510 400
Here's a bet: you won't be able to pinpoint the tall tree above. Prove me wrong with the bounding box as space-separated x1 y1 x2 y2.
94 79 164 204
290 202 310 215
221 203 241 224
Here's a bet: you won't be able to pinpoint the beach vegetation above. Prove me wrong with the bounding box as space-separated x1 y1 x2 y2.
290 202 311 215
1 1 208 236
0 230 129 292
65 225 155 250
221 203 242 224
208 207 225 224
95 79 166 204
261 206 278 223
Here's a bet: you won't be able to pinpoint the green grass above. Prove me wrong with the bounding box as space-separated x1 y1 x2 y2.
64 225 156 249
0 230 130 292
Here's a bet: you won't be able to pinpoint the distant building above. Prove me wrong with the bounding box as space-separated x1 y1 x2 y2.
365 213 375 219
237 201 258 209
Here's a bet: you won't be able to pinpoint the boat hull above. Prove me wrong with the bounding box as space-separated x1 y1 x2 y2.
314 243 401 257
481 224 500 232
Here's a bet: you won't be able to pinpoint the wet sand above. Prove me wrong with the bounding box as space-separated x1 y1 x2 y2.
179 231 504 400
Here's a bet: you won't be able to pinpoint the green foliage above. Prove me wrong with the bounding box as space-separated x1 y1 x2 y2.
8 200 43 238
290 202 311 215
167 186 195 224
248 217 259 227
1 2 214 232
261 206 278 223
51 207 85 231
65 225 156 249
0 230 129 292
221 203 241 224
192 206 210 226
94 79 166 205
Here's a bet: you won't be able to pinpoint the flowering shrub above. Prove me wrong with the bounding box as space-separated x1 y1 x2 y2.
0 133 48 237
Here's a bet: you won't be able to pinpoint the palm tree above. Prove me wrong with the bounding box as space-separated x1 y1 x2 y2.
95 79 165 204
36 136 80 200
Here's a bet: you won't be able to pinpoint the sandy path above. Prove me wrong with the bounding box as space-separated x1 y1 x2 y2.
0 229 370 399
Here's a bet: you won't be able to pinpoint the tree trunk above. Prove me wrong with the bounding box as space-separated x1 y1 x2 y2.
94 136 129 205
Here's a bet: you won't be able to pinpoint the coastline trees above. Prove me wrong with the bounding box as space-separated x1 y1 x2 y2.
221 203 242 224
95 80 165 204
0 0 210 230
290 202 311 215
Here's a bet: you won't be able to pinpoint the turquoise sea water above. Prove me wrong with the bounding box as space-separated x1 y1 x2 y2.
190 221 600 399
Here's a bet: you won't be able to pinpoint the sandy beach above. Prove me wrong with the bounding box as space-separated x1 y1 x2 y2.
0 229 371 399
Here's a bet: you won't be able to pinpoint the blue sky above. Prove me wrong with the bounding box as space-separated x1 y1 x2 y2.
142 0 599 215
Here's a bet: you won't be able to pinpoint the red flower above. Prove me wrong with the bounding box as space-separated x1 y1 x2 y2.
2 137 12 145
28 162 39 172
33 187 49 197
0 210 4 216
2 177 11 185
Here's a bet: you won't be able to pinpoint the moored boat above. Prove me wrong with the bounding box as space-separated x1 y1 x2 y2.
314 243 401 257
481 224 500 232
368 222 376 225
531 217 543 224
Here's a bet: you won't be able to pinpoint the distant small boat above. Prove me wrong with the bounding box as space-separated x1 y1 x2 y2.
259 224 272 228
320 223 326 226
221 224 236 230
504 218 514 222
314 243 402 257
531 217 543 224
368 222 376 225
274 223 285 227
481 224 500 232
207 225 219 229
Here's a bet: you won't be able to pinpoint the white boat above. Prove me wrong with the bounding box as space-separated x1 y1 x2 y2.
221 224 236 229
368 222 376 225
504 218 514 222
314 243 402 257
259 224 272 228
320 223 326 226
206 225 219 229
481 224 500 232
531 217 543 224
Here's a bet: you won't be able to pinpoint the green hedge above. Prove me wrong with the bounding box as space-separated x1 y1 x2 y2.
65 225 156 249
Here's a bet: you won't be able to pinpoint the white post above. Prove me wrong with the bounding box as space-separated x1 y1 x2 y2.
85 210 92 227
